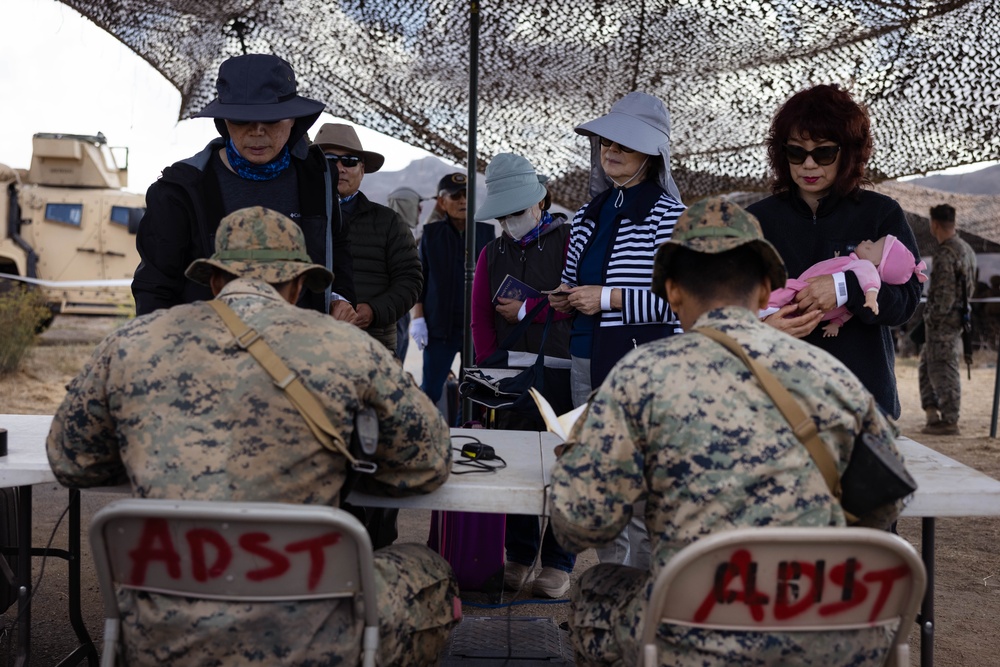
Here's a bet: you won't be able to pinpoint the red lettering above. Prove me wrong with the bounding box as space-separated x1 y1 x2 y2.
186 529 233 582
239 532 291 582
819 558 868 616
694 549 770 623
863 565 911 622
128 518 182 586
774 560 825 620
286 532 342 591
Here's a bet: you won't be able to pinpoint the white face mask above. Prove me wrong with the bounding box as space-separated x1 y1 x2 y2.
501 209 539 241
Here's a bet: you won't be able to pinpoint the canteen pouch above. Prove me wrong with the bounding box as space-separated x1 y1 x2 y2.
840 432 917 518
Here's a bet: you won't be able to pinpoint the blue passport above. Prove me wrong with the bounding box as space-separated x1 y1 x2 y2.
492 274 540 305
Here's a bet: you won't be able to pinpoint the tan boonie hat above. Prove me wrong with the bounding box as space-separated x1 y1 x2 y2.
185 206 333 292
651 196 787 299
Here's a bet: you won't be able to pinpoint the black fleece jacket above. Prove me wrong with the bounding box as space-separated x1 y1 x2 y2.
748 188 920 419
132 138 355 315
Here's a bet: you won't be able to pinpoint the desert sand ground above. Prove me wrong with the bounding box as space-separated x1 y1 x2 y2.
1 315 998 666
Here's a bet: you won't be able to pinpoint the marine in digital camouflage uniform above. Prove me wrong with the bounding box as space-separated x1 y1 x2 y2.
920 204 977 435
47 206 460 667
549 197 907 666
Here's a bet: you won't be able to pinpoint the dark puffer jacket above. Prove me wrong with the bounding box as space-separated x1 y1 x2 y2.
343 192 422 351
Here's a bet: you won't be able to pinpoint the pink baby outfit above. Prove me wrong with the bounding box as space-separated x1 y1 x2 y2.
767 234 927 331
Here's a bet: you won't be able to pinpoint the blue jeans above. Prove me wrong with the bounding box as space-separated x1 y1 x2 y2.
421 335 462 404
505 515 576 572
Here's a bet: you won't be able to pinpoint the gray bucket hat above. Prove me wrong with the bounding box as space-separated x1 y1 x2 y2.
576 91 682 202
475 153 548 221
651 197 786 299
387 186 423 230
185 206 333 292
195 54 325 122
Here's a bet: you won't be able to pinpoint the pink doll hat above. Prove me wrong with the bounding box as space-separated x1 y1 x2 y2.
879 235 928 284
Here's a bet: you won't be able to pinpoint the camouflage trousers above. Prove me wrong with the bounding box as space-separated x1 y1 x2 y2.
919 329 963 424
119 543 459 666
570 563 893 666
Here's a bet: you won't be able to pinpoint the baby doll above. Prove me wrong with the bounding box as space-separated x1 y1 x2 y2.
762 234 927 337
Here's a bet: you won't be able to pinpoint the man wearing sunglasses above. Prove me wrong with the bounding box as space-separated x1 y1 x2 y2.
132 54 357 321
314 123 422 357
411 173 495 421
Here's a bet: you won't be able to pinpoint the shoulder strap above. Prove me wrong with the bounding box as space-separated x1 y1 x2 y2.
496 298 550 351
208 299 376 475
694 327 843 502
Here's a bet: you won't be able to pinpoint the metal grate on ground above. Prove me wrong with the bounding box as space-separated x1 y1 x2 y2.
441 616 574 665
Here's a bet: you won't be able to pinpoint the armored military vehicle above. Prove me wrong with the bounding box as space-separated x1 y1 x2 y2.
0 132 145 315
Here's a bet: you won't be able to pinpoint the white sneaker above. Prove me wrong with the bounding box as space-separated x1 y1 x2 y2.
504 561 533 591
533 567 571 598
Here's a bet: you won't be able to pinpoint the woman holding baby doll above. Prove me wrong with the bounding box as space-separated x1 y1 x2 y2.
747 83 921 418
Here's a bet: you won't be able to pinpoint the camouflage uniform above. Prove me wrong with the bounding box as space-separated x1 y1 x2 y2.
549 197 905 666
920 234 977 426
48 207 459 666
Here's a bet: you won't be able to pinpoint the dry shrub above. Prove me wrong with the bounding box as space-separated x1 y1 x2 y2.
0 284 52 375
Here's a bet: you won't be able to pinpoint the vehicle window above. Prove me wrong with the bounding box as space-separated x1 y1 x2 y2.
45 203 83 226
110 205 145 227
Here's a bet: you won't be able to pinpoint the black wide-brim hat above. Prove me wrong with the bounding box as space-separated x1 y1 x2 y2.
195 54 325 122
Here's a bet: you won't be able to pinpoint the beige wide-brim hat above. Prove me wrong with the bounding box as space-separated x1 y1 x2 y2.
185 206 333 292
312 123 386 173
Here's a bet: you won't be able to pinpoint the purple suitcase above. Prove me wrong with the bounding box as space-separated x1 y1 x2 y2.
429 510 505 591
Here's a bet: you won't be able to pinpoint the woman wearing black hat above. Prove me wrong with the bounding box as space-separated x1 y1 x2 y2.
131 54 356 319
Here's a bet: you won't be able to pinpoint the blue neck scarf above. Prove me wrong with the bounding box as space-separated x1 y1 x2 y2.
516 210 553 248
226 139 291 181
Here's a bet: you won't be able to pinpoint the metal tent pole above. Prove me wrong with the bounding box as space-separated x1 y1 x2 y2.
462 0 481 425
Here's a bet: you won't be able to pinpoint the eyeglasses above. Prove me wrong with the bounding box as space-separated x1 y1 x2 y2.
325 154 363 168
599 137 635 153
497 209 526 222
784 144 840 166
442 190 467 201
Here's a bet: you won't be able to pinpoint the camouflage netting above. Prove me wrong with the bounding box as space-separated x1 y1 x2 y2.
63 0 1000 207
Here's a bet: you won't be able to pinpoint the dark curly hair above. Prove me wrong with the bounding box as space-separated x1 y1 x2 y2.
764 84 873 197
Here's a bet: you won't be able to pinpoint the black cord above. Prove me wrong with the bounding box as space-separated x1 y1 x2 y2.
2 500 70 665
450 448 507 474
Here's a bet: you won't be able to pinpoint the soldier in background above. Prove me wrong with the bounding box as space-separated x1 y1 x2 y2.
47 207 459 666
549 197 904 666
920 203 977 435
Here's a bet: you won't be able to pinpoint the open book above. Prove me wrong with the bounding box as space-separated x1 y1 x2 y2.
529 387 587 440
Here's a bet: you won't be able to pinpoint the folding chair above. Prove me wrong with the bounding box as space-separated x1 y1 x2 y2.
90 499 379 667
639 527 926 667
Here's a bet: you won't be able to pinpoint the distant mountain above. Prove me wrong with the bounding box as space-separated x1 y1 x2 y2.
901 164 1000 196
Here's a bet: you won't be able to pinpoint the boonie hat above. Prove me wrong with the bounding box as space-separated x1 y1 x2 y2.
195 54 325 122
312 123 386 173
475 153 547 221
438 173 468 195
878 234 928 284
651 197 787 299
387 187 423 230
185 206 333 292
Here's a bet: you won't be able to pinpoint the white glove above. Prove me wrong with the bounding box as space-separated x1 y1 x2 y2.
410 316 428 351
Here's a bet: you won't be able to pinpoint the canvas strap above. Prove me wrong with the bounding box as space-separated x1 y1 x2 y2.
208 299 375 474
694 327 849 515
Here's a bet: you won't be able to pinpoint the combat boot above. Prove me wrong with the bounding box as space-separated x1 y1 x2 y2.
924 408 942 426
921 421 960 436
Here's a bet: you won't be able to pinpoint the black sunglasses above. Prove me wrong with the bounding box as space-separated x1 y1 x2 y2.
599 137 635 153
444 190 467 201
497 209 526 222
784 144 840 166
325 154 363 168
